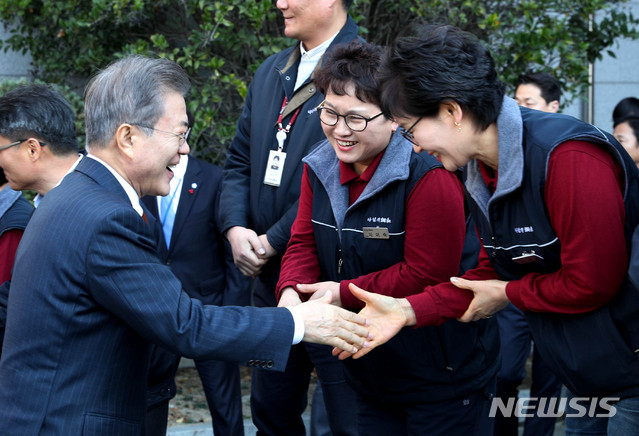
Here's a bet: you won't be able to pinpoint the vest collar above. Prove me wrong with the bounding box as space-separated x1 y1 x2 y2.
466 96 524 218
304 130 412 229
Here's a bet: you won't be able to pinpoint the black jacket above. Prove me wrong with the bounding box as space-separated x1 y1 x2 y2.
220 16 360 291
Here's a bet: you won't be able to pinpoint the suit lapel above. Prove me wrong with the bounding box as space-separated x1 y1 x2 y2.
75 156 130 202
169 157 202 251
143 196 159 217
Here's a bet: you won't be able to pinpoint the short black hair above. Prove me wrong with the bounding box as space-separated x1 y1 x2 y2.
315 40 384 106
0 84 78 155
517 72 561 104
343 0 353 10
613 97 639 142
613 97 639 127
378 24 505 131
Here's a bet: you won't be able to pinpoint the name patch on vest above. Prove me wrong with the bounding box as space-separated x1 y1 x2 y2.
363 227 389 239
512 251 544 264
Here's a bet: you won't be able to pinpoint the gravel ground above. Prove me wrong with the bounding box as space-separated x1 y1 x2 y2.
167 365 317 428
167 366 252 427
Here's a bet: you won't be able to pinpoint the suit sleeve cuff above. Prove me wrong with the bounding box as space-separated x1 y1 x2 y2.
285 306 305 344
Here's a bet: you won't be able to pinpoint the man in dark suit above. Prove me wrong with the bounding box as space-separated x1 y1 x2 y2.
142 153 250 436
0 55 371 435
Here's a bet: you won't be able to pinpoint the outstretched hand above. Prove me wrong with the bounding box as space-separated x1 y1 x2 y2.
292 291 372 354
452 277 510 322
332 283 411 360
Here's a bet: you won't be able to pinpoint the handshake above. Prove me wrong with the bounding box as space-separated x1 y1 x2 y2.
284 284 411 360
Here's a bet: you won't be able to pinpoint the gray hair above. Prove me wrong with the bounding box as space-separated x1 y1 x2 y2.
84 55 190 149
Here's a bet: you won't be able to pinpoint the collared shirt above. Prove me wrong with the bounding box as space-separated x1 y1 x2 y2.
294 31 339 91
339 150 386 206
155 154 188 221
86 154 143 216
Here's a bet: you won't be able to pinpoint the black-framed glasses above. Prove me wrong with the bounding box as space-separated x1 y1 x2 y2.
132 124 191 147
0 139 47 152
316 102 384 132
400 117 423 146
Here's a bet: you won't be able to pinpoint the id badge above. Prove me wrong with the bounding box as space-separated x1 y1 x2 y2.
362 227 390 240
264 150 287 187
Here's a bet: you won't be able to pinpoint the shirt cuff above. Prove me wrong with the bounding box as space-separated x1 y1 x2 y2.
285 306 305 344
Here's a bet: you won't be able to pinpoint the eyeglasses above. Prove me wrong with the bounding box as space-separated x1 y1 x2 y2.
0 139 47 152
400 117 423 146
316 102 384 132
132 124 191 147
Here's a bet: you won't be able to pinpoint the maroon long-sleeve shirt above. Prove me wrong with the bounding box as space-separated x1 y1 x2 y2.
276 151 467 309
407 140 628 327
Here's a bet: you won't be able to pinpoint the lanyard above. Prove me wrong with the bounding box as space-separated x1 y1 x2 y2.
276 96 303 151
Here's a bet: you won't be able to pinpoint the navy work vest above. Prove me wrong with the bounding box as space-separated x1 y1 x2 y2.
467 108 639 397
307 144 499 403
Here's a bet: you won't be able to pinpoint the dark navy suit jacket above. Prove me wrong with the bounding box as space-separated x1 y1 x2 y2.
141 156 251 405
142 156 250 307
0 157 293 435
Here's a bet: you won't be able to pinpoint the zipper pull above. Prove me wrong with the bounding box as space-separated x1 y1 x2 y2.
338 249 343 275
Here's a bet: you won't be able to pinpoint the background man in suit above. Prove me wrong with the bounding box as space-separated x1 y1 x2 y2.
0 55 371 435
514 72 561 113
0 85 83 206
220 0 361 434
142 151 251 436
0 84 79 352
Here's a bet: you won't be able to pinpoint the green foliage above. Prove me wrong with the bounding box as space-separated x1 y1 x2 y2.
0 0 637 163
353 0 639 107
0 0 291 164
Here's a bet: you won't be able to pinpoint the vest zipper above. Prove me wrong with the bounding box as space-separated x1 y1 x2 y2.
337 249 343 275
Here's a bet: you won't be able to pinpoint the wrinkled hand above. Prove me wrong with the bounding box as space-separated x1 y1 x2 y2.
333 283 412 360
453 277 510 322
226 226 268 277
278 287 303 307
292 291 372 355
297 281 341 306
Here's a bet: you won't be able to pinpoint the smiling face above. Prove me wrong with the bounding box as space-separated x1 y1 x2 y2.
320 85 394 175
129 92 190 197
394 104 474 172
